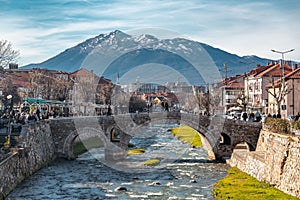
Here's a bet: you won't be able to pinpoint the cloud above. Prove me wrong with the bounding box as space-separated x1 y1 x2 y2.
0 0 299 65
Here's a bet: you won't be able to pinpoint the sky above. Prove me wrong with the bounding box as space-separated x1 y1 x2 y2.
0 0 299 66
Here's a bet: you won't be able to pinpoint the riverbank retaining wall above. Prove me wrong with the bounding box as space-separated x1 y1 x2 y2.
0 121 55 199
229 129 300 198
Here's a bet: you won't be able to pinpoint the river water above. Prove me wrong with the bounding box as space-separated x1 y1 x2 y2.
7 121 228 200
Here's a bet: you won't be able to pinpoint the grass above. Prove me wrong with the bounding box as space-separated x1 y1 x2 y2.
171 125 202 147
213 167 298 200
73 137 104 156
142 159 160 166
127 148 146 155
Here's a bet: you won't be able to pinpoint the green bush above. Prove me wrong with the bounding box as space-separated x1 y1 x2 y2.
264 117 290 134
291 121 300 130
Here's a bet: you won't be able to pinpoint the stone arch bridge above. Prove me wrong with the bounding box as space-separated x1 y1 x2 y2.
49 112 262 161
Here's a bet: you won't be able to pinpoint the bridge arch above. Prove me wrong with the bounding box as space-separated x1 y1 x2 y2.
62 127 108 160
176 123 218 160
220 132 231 145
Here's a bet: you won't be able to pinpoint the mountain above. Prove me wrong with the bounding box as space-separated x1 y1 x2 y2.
22 30 273 85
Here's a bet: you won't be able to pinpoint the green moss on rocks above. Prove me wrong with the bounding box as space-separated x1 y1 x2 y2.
171 125 202 147
142 159 160 166
127 148 145 155
73 137 104 156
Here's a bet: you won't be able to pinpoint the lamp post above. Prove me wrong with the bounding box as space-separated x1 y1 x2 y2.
6 94 13 113
271 49 295 117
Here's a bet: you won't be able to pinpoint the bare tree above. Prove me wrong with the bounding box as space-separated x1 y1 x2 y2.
0 40 20 68
195 85 221 115
97 81 113 104
266 76 291 115
1 78 21 108
51 78 72 101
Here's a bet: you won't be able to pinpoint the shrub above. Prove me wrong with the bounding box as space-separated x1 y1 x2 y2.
264 117 290 134
291 121 300 130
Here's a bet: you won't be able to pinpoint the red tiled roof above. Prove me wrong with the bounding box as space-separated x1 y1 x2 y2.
223 80 244 89
285 67 300 79
256 63 292 77
249 64 271 76
267 68 300 87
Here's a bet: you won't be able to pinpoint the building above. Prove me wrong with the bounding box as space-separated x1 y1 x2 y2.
267 65 300 117
221 75 245 113
69 68 113 115
245 62 292 114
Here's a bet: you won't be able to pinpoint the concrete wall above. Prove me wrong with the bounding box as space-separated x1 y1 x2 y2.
229 129 300 198
0 121 55 199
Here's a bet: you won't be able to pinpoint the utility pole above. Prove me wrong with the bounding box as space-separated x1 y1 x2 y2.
223 63 228 80
240 61 254 111
219 63 232 81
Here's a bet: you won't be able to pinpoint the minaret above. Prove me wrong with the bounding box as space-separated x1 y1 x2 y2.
117 72 120 85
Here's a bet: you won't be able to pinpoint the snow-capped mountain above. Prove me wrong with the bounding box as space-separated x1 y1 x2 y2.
22 30 272 85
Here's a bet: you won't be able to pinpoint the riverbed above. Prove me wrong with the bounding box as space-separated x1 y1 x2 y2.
7 121 228 200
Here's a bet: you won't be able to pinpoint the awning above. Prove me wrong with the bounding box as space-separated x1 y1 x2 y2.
23 98 68 105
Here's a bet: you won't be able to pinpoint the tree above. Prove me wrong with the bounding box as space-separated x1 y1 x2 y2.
266 76 290 115
0 40 20 68
51 78 72 101
195 85 221 115
1 78 21 110
96 80 113 104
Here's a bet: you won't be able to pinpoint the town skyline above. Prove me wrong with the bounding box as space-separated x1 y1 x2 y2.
0 0 299 66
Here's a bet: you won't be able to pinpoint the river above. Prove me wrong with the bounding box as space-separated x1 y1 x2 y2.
7 121 228 200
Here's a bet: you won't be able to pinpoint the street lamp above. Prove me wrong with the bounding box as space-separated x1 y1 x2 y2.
6 94 12 112
271 49 295 117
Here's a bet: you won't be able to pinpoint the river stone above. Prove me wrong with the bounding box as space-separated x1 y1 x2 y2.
189 179 197 183
149 181 161 186
114 186 127 192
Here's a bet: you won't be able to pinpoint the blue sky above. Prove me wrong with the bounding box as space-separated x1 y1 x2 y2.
0 0 299 66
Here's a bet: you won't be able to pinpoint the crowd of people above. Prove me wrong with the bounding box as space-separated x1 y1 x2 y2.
0 107 63 126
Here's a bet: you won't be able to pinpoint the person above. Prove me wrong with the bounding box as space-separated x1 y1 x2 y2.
261 112 267 123
276 113 281 118
161 101 165 111
295 112 300 121
36 108 41 120
234 112 237 120
249 112 255 122
255 112 261 122
242 112 248 121
107 105 112 116
165 102 169 112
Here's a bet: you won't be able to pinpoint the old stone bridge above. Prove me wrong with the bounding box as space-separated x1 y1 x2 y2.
49 112 262 161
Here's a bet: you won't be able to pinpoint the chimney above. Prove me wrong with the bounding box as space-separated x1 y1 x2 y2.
286 60 291 67
9 63 18 69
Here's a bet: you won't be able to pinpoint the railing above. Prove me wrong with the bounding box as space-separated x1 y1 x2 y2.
0 118 23 161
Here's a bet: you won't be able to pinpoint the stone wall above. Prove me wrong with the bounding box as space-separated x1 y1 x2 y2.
0 121 55 199
229 129 300 198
